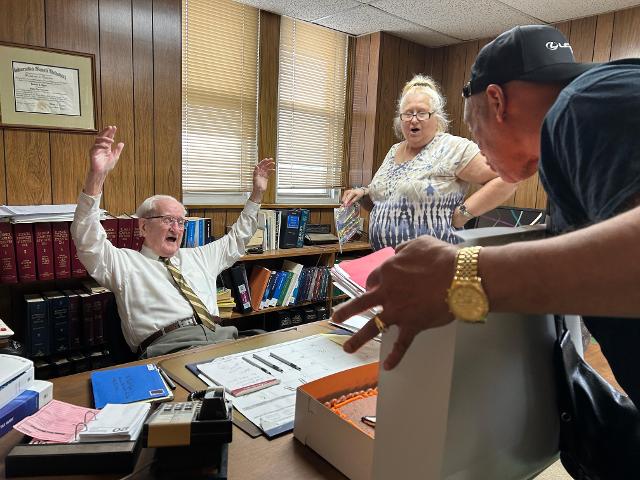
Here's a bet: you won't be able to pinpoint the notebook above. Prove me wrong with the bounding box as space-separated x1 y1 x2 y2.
91 364 172 409
77 403 151 442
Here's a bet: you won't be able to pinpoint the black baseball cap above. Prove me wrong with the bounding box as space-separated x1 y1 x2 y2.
462 25 596 97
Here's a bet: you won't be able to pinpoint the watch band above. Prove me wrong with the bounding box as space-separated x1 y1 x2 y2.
453 246 482 281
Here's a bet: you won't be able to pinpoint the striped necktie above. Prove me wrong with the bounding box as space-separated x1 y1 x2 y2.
162 257 217 331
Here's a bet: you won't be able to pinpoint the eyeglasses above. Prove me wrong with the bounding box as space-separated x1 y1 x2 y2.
144 215 187 228
400 111 434 121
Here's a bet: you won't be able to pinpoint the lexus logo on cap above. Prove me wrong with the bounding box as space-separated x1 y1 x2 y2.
545 41 573 53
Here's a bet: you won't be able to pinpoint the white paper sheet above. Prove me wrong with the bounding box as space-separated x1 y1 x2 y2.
196 334 380 436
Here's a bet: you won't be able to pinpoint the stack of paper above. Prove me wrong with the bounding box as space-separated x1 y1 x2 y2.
0 204 107 223
330 247 394 333
217 287 235 318
78 403 150 442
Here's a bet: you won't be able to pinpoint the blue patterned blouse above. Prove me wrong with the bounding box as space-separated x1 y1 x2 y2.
368 133 480 250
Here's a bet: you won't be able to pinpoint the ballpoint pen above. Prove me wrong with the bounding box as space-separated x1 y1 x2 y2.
269 352 302 370
157 366 177 390
242 356 272 375
253 354 284 373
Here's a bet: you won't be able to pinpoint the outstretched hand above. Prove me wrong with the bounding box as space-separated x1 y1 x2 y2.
90 125 124 175
83 126 125 196
330 236 458 370
249 158 275 203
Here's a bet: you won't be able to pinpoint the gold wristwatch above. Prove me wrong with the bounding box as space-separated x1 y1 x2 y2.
446 246 489 323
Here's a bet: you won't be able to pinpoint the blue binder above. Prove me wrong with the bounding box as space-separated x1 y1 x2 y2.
90 364 168 408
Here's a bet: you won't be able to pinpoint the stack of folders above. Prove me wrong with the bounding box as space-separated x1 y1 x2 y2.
78 403 150 442
329 247 395 334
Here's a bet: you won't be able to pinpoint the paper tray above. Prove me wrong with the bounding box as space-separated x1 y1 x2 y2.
294 362 378 480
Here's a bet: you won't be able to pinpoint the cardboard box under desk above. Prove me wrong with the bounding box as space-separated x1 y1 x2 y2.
294 362 378 480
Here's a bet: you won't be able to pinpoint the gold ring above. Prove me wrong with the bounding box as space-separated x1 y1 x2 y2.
373 316 387 333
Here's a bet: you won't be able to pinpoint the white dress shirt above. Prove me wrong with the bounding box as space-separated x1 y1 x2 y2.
71 192 259 351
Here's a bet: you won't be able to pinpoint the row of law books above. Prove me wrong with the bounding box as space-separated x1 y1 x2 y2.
258 209 310 250
0 216 144 284
23 282 114 359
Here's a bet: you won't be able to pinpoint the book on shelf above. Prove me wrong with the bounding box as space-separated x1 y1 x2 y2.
248 265 271 311
278 209 302 249
51 222 71 279
68 235 87 278
217 286 235 319
116 215 134 249
223 264 252 313
14 223 37 282
0 221 18 284
130 215 144 251
78 290 95 347
276 271 294 307
42 291 70 354
34 223 55 281
259 271 277 309
24 294 50 357
282 260 304 306
296 209 310 248
63 289 83 350
101 215 118 245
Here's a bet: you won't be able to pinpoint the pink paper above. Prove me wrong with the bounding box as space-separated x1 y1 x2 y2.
338 247 395 289
13 399 99 443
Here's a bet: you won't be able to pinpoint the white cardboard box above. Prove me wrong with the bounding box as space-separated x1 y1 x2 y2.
294 363 378 480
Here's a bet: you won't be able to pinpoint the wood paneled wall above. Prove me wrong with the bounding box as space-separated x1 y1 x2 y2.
0 0 181 215
349 6 640 211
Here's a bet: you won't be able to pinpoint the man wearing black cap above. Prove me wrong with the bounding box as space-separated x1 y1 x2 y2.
331 25 640 396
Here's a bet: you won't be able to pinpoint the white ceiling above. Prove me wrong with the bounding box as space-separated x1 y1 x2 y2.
233 0 640 46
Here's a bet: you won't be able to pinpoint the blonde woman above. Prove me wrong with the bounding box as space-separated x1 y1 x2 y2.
343 74 517 249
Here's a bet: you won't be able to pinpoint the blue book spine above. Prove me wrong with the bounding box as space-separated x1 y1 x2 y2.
0 390 38 438
296 209 310 247
260 271 277 309
269 271 286 307
198 219 205 246
186 221 196 248
289 270 304 305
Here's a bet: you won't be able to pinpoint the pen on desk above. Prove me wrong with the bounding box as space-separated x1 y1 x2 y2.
253 354 284 373
157 366 176 390
269 352 301 370
242 356 272 375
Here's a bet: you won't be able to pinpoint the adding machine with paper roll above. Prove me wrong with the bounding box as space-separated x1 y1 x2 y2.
142 386 233 479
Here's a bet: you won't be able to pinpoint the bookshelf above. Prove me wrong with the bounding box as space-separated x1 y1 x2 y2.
222 241 371 326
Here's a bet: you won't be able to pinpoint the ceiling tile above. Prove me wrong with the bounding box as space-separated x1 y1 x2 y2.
315 4 459 46
233 0 360 23
370 0 542 40
499 0 640 23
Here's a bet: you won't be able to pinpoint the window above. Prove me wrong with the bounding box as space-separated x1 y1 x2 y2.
276 18 349 203
182 0 259 204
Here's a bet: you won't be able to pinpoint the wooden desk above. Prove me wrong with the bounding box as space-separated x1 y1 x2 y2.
0 322 347 480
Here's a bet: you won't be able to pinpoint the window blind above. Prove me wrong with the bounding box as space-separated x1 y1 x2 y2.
182 0 259 196
276 17 348 191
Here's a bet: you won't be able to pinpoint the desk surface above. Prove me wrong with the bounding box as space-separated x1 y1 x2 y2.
0 322 347 480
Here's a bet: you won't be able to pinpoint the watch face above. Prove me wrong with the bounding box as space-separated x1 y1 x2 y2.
448 283 489 322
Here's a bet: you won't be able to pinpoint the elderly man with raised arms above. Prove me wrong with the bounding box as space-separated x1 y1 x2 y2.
72 126 274 357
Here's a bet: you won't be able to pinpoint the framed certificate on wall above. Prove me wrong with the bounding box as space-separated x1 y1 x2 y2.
0 42 97 132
